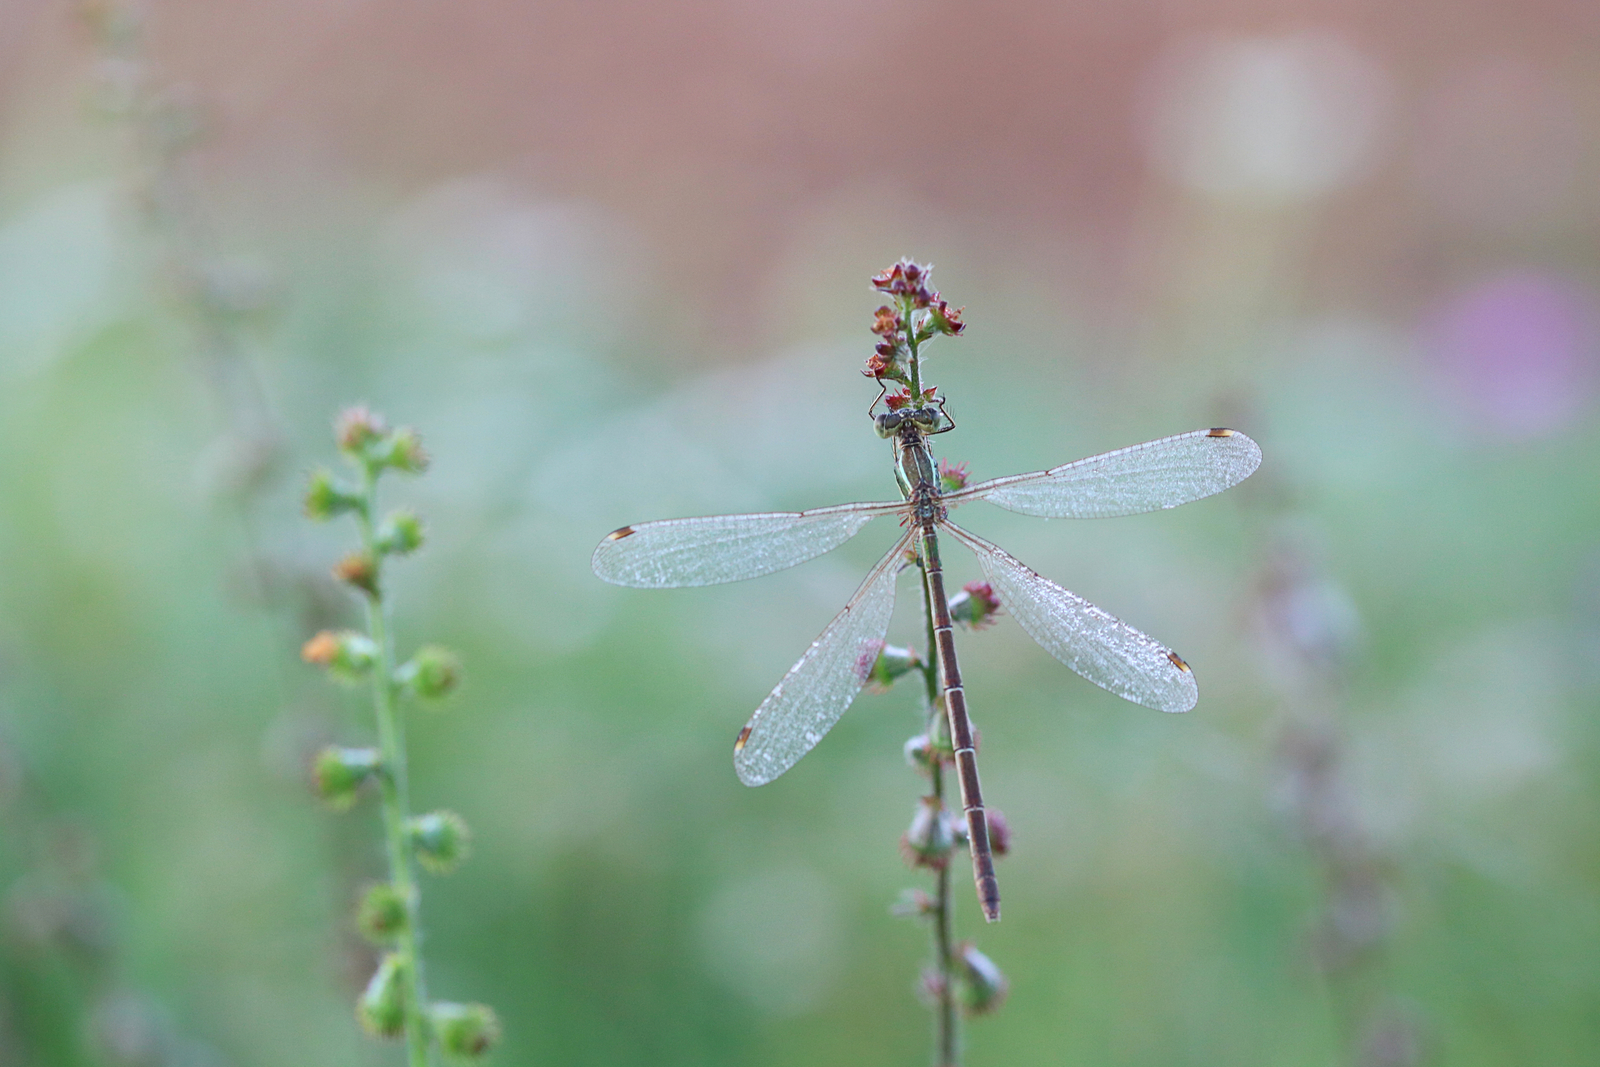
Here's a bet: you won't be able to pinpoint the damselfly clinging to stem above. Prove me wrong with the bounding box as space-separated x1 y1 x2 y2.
591 261 1261 923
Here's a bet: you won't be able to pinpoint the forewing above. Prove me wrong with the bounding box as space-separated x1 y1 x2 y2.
592 500 902 588
733 532 913 786
946 523 1197 712
949 428 1261 518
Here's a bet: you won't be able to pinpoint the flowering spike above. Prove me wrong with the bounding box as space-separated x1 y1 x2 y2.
356 882 409 944
429 1002 502 1061
357 953 408 1038
312 746 381 810
949 582 1001 630
408 811 471 874
397 646 462 700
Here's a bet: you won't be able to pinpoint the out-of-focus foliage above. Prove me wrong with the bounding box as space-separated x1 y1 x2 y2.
0 1 1597 1065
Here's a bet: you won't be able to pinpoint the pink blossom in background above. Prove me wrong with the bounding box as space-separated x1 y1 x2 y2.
1424 271 1599 439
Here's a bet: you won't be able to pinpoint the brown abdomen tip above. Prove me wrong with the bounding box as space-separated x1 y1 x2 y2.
1207 427 1235 437
1167 651 1191 672
605 526 635 541
734 725 752 752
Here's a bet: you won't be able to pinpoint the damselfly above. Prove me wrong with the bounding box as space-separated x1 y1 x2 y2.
593 407 1260 921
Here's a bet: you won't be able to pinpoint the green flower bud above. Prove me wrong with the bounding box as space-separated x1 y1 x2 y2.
312 747 381 810
864 643 919 691
380 427 430 474
357 953 408 1038
408 811 471 874
398 646 461 701
301 630 378 683
429 1002 501 1060
900 795 955 869
377 510 425 556
303 467 362 520
954 942 1008 1015
356 882 409 944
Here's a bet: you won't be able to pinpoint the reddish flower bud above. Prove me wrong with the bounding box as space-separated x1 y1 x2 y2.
954 942 1008 1015
870 306 901 336
301 630 378 682
938 460 969 493
332 551 379 596
901 795 956 869
986 808 1011 857
950 582 1001 630
929 299 966 336
335 406 388 455
891 887 936 919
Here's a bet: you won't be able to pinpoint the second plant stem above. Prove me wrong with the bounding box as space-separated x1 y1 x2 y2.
359 463 432 1067
920 562 960 1067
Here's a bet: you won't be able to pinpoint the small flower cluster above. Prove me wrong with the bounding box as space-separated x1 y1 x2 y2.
302 407 497 1063
863 259 965 408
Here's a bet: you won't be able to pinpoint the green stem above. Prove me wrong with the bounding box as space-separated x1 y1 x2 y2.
905 296 924 399
358 462 432 1067
920 561 959 1067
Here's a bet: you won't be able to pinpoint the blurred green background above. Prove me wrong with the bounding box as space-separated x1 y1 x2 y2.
1 1 1598 1064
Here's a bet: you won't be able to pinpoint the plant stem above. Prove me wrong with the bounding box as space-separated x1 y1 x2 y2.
357 462 432 1067
919 561 959 1067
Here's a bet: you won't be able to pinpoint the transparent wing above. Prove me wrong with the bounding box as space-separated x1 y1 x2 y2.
947 428 1261 519
592 499 905 588
734 531 914 786
945 522 1197 713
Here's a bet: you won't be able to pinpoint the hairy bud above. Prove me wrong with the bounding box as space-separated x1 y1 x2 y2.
954 942 1008 1015
408 811 471 874
356 882 409 944
949 582 1001 629
301 630 378 683
336 406 389 456
312 747 381 810
357 953 408 1038
304 468 361 520
332 551 379 596
398 646 462 700
376 510 425 556
865 643 919 691
429 1002 501 1060
901 795 955 869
